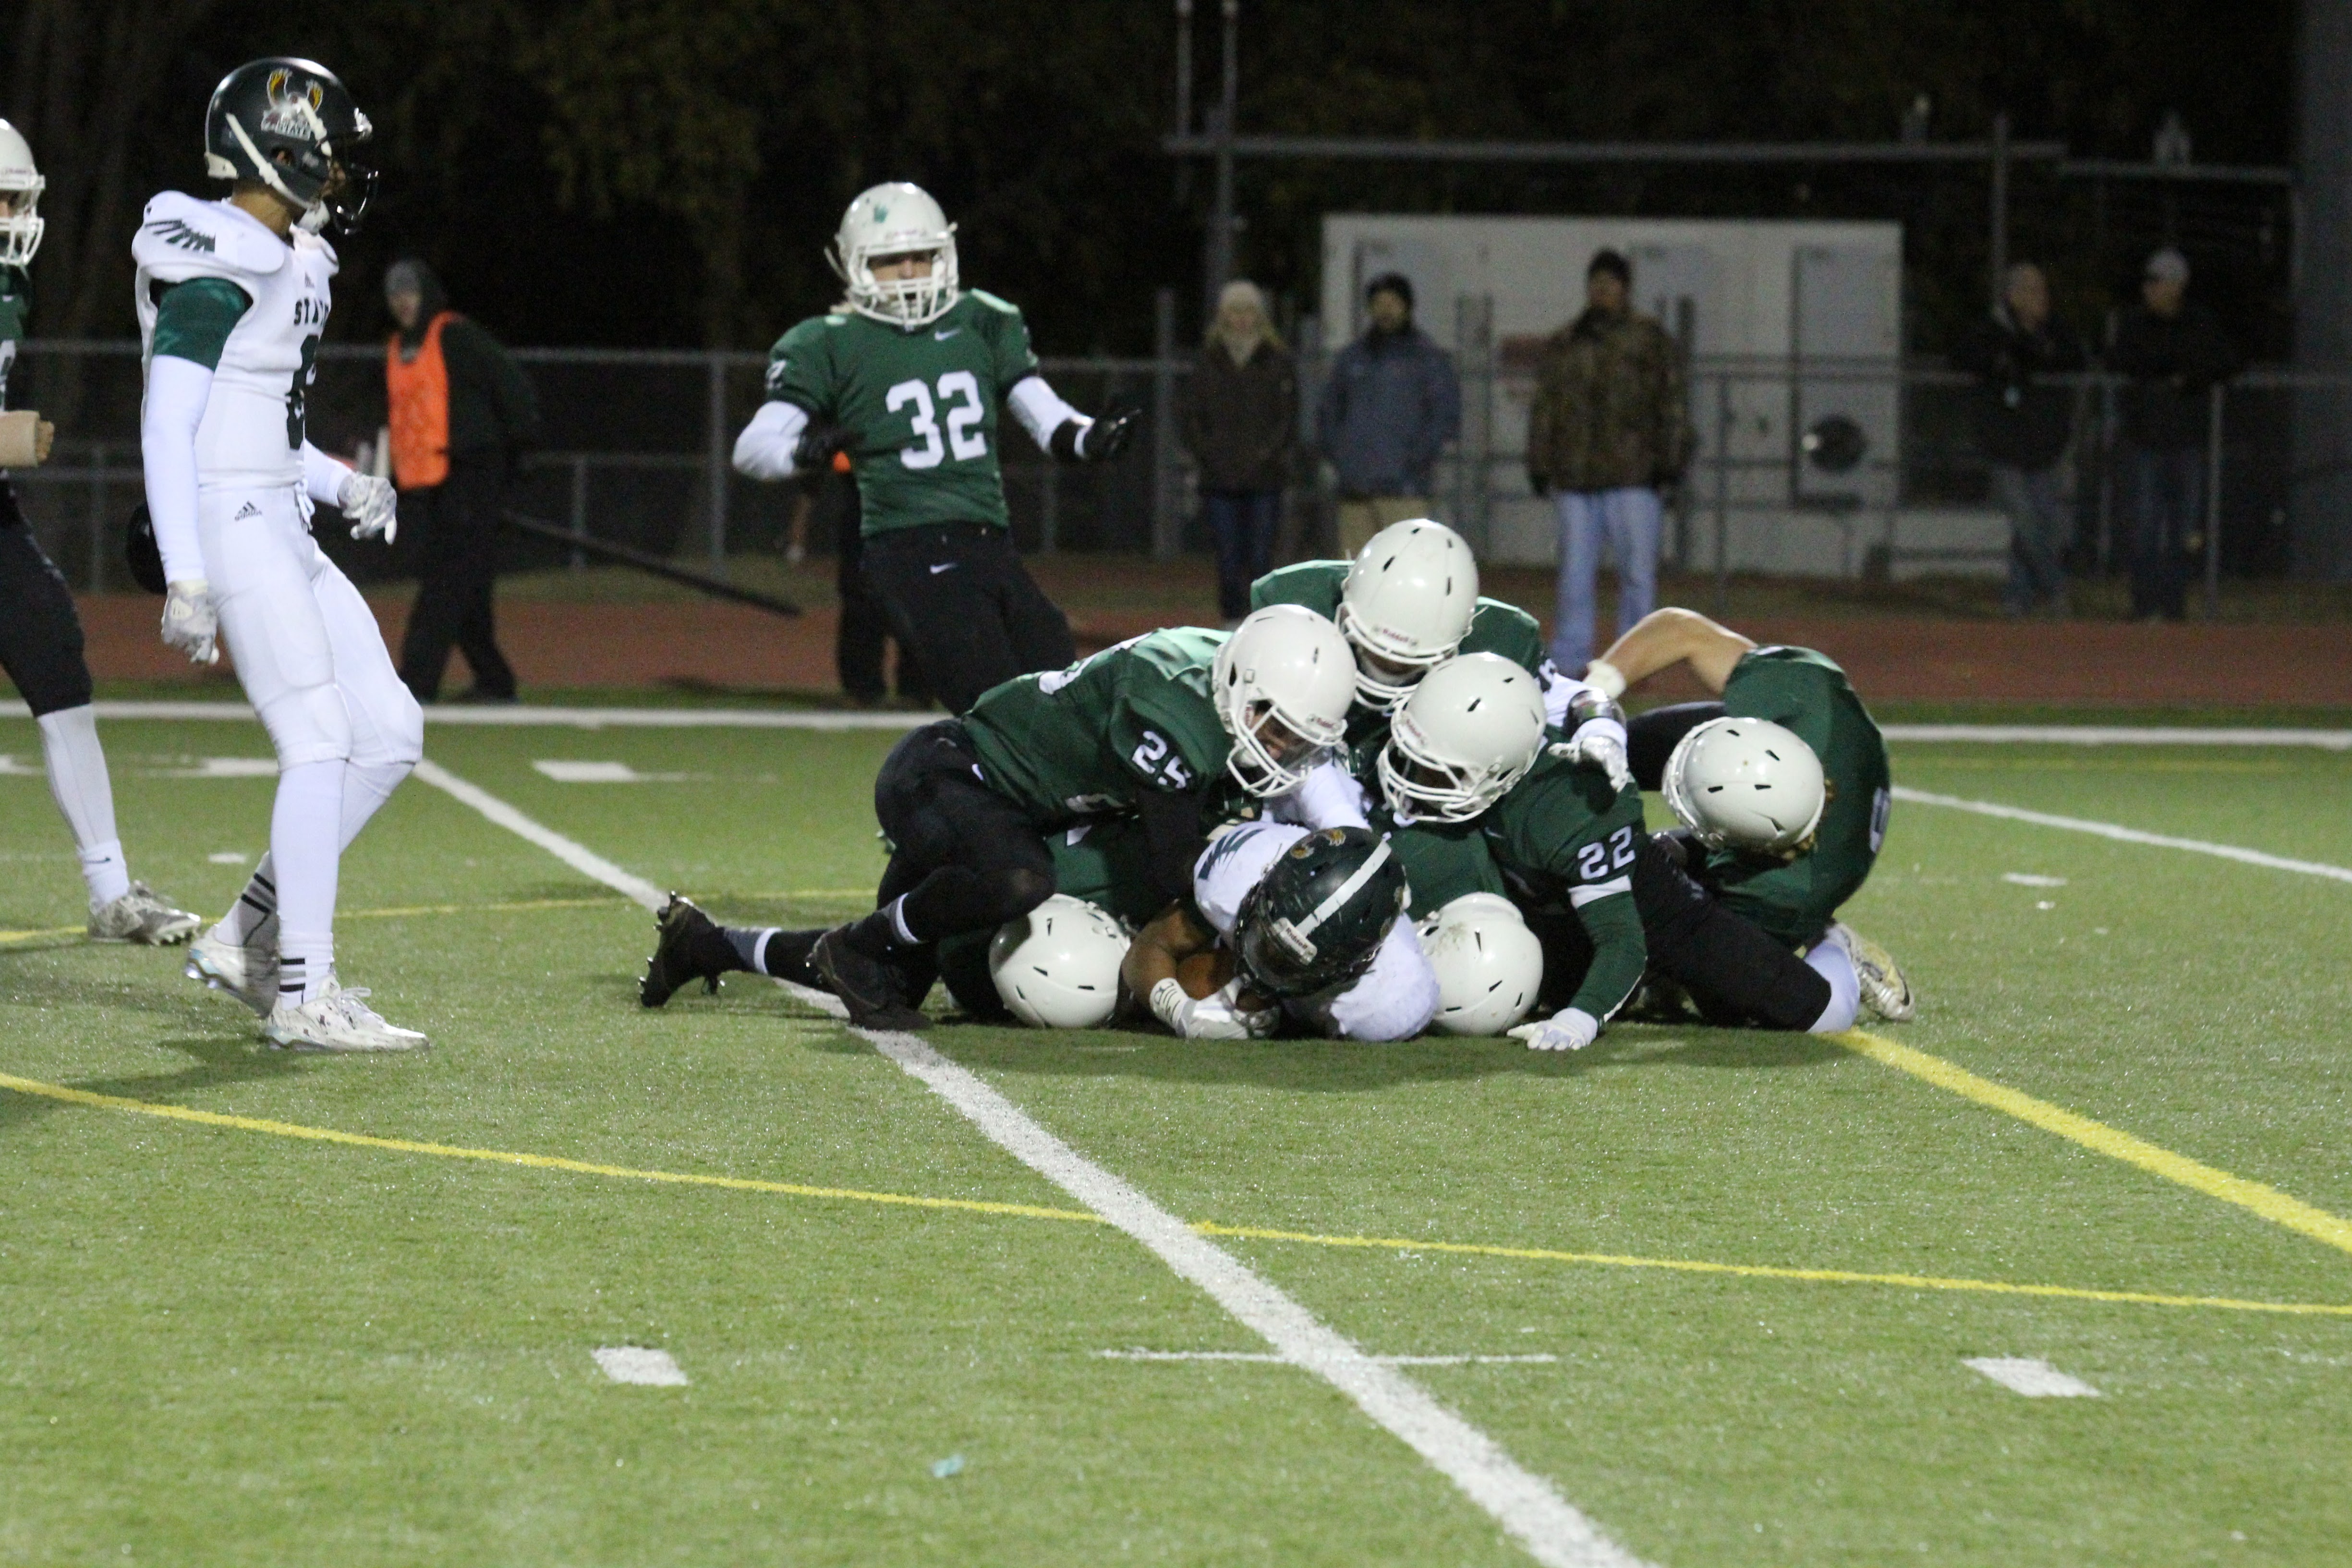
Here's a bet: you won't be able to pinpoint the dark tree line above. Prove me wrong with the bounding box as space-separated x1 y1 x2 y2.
3 0 2294 357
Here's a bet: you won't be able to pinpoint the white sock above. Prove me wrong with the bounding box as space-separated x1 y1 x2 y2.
271 759 345 1005
217 760 405 947
36 706 132 907
1804 926 1861 1034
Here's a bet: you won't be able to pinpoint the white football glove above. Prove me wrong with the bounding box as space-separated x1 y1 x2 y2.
160 579 220 665
1150 977 1279 1040
1508 1006 1599 1052
338 471 400 543
1557 728 1634 794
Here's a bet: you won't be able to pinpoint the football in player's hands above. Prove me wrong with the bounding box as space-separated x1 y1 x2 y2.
1176 947 1237 999
792 419 852 472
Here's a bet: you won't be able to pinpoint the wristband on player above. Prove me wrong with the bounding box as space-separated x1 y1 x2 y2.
1585 658 1628 701
1148 977 1191 1033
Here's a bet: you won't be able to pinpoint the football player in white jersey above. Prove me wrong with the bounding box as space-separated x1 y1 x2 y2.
135 58 425 1052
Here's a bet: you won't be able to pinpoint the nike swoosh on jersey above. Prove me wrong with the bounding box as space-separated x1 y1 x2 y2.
929 562 958 574
933 328 962 340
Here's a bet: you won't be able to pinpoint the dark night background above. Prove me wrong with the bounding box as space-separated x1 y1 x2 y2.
4 0 2299 361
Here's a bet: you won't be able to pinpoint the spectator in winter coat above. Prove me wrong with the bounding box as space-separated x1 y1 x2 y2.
1527 250 1693 672
383 257 543 702
1180 280 1297 623
1957 262 2088 617
2109 247 2237 621
1316 273 1461 557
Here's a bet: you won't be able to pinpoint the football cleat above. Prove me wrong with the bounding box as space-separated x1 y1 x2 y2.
810 927 931 1032
88 882 202 945
264 980 427 1053
1835 922 1916 1022
186 920 279 1017
640 893 734 1009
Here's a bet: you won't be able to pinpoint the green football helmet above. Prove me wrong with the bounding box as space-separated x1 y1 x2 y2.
203 58 376 233
1232 827 1408 998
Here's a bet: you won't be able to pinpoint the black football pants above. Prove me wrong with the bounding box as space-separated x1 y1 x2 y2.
859 523 1074 716
0 487 97 717
831 480 928 703
868 720 1056 947
398 458 516 702
1532 831 1830 1032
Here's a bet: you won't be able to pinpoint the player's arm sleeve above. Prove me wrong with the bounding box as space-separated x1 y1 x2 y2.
1136 783 1212 907
140 278 249 584
1567 882 1645 1023
733 399 811 480
1320 916 1440 1041
1266 759 1371 830
300 441 353 507
1006 374 1089 456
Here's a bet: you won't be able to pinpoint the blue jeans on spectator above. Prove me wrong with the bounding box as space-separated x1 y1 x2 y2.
1203 489 1281 622
1551 486 1662 672
1992 464 2070 617
2126 445 2202 621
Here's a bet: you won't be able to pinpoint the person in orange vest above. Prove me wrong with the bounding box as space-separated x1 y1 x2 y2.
383 257 540 703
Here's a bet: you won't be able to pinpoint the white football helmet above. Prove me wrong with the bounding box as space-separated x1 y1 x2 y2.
1419 893 1544 1035
1212 606 1357 798
0 121 44 267
1662 717 1826 853
827 182 960 329
1377 653 1547 823
989 895 1131 1028
1337 518 1479 710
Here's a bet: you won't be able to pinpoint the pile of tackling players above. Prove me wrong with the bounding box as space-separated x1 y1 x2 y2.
641 517 1914 1048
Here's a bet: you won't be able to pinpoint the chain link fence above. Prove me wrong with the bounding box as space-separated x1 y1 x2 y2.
4 338 2333 607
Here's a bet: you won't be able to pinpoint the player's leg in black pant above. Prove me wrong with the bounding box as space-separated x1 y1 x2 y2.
0 496 97 721
971 528 1076 680
830 478 890 702
1626 835 1830 1031
1625 701 1725 791
860 525 1028 715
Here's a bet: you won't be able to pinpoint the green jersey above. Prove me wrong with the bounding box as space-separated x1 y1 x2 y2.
764 290 1040 537
1481 739 1649 1022
1702 646 1891 948
963 629 1234 829
0 265 27 410
1250 560 1552 677
1376 811 1508 920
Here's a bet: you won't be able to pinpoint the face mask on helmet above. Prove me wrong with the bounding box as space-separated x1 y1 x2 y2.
1374 652 1547 824
1335 518 1478 712
1231 828 1407 997
0 122 45 267
1212 606 1358 798
206 59 376 236
829 183 962 329
1224 698 1341 798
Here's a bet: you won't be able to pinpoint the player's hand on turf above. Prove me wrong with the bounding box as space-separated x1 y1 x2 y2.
1508 1006 1598 1052
1151 976 1277 1040
337 472 400 543
0 409 52 468
792 419 851 473
1561 728 1634 794
1077 406 1140 462
161 579 220 665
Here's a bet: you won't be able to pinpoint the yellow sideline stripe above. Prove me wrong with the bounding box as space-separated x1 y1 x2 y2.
1839 1029 2352 1258
0 1071 1104 1226
1191 1222 2352 1317
5 1069 2348 1319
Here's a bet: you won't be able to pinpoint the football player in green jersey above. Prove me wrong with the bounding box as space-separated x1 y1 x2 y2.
639 606 1360 1028
732 182 1136 714
1589 607 1913 1022
0 119 201 946
1251 516 1633 788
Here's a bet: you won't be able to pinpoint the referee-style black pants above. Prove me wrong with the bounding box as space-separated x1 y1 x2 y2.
398 458 516 702
859 523 1074 716
0 486 96 718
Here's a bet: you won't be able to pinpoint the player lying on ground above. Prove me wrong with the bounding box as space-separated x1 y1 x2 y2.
639 607 1370 1027
1585 607 1912 1021
730 182 1136 716
0 119 200 945
1250 515 1633 788
137 58 423 1052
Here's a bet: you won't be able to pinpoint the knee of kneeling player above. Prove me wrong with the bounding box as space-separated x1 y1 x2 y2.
258 684 354 768
994 865 1057 924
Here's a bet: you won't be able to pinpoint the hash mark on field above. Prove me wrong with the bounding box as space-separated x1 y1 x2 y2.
593 1346 689 1386
1097 1349 1560 1366
2001 873 2066 887
533 760 698 783
148 757 278 778
1964 1357 2099 1398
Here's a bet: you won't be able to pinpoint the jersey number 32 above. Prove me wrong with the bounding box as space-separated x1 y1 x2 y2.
886 372 987 470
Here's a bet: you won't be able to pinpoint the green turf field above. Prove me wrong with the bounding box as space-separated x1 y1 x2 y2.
4 713 2350 1567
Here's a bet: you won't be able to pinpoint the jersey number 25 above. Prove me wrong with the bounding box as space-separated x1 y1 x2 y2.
886 372 987 469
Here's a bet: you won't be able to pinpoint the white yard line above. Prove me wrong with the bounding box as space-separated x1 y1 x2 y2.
593 1346 691 1386
412 759 1648 1568
1962 1357 2100 1398
1893 786 2352 885
1 700 927 730
1882 725 2352 749
1097 1349 1561 1366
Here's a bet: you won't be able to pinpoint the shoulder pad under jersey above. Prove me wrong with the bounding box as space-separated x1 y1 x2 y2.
967 289 1021 316
133 193 288 285
293 229 341 278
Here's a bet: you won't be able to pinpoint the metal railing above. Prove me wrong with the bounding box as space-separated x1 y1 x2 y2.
4 338 2338 609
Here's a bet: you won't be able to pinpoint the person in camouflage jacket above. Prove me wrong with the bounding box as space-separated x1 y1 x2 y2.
1526 251 1694 672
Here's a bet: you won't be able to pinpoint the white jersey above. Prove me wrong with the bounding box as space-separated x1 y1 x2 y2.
133 192 336 491
1192 820 1439 1042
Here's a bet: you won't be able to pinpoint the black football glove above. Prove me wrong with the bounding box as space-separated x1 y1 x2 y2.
792 418 852 473
1053 405 1140 463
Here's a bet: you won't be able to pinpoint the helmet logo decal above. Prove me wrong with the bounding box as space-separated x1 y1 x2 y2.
260 69 326 141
